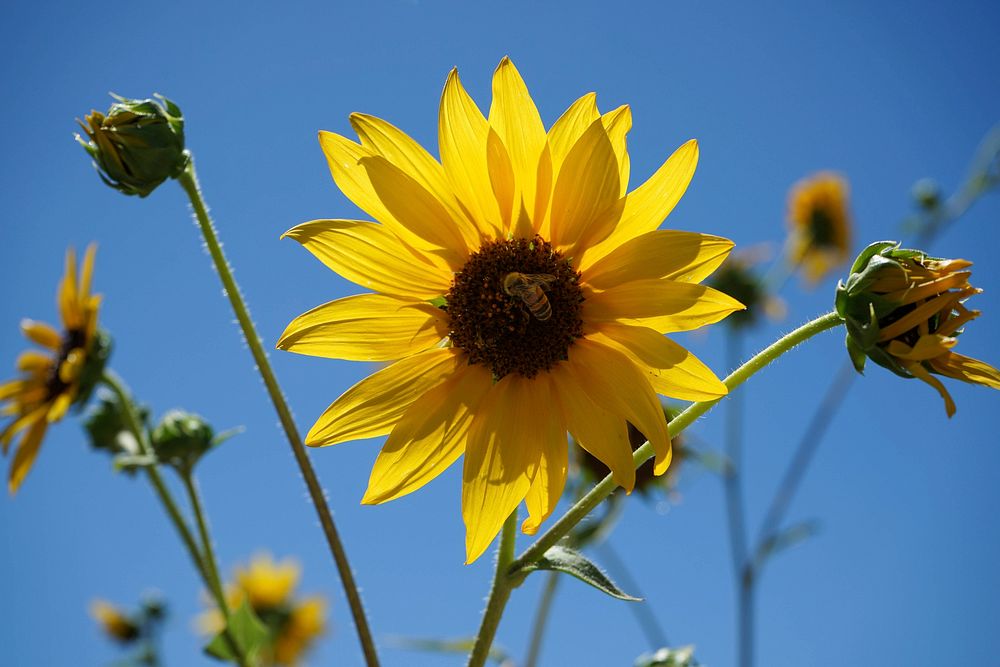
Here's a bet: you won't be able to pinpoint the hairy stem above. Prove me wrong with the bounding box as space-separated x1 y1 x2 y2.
467 511 518 667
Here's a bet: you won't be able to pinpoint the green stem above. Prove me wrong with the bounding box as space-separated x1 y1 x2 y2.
523 572 560 667
176 161 380 667
100 371 248 667
182 472 235 638
510 311 844 572
467 511 518 667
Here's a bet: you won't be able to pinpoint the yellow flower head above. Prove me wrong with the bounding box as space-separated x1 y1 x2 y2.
199 554 327 667
278 58 743 562
787 172 853 283
836 241 1000 416
90 599 141 643
1 245 105 494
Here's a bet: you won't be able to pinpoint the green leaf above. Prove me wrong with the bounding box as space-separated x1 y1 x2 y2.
755 520 820 568
391 637 511 665
634 645 701 667
512 545 641 601
203 601 270 663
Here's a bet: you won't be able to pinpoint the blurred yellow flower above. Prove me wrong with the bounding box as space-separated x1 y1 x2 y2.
837 242 1000 416
1 245 102 494
90 599 140 643
787 172 853 283
199 553 327 667
279 57 742 562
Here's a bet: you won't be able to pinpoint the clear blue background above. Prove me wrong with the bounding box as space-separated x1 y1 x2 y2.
2 1 999 665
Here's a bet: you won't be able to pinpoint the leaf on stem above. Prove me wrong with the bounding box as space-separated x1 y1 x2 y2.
203 600 270 664
511 545 641 601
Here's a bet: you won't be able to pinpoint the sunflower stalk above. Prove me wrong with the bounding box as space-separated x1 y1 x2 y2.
99 370 249 667
466 311 844 666
175 160 380 667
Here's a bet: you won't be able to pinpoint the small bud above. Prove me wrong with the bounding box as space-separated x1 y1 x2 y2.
836 241 1000 416
75 94 187 197
911 178 942 211
151 410 215 472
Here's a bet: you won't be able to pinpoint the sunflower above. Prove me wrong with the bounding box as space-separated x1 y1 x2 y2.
787 172 853 283
279 58 742 562
198 554 327 667
1 245 103 494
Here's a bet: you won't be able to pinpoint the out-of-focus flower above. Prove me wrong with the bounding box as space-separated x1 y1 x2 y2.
76 94 187 198
90 599 141 643
836 241 1000 416
1 246 109 493
787 172 853 283
278 57 742 562
199 554 327 666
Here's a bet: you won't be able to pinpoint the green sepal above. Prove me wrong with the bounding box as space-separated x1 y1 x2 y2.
151 410 221 473
428 295 448 309
73 329 113 411
510 545 641 602
634 645 701 667
845 333 868 373
203 601 270 664
847 240 899 275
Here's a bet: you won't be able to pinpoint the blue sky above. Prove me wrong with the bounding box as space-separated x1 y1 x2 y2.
2 1 999 665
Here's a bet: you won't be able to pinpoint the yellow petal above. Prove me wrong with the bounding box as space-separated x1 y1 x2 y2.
521 373 568 535
46 391 73 422
931 352 1000 390
583 230 734 288
16 351 53 374
601 104 632 194
563 339 671 474
462 374 538 563
439 69 503 237
363 363 492 504
488 57 547 227
550 119 622 252
8 416 48 494
591 324 728 401
305 348 462 446
584 139 699 266
277 294 448 362
0 379 26 402
549 363 635 492
1 405 47 455
905 361 957 417
79 244 97 301
359 155 470 267
350 112 482 249
547 92 599 177
486 128 517 233
584 280 745 333
282 219 452 299
59 247 80 330
886 335 957 361
21 320 61 350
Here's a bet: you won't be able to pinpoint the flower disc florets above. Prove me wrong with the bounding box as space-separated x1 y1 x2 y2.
446 236 583 379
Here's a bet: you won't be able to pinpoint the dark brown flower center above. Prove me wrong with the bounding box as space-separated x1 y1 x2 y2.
446 236 584 379
45 328 85 400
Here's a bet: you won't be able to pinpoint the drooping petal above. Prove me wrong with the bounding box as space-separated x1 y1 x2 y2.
583 139 699 266
550 119 622 252
282 220 451 299
8 416 48 494
549 363 635 492
20 320 61 350
439 69 503 238
488 57 547 227
277 294 448 362
885 335 957 362
563 339 671 474
521 373 568 535
1 405 47 455
462 374 538 563
905 361 957 417
590 324 728 401
931 352 1000 390
305 348 463 446
584 280 744 333
350 112 482 249
363 363 493 504
0 379 26 402
583 230 734 288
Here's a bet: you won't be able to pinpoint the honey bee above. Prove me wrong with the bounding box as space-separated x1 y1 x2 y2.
503 272 557 321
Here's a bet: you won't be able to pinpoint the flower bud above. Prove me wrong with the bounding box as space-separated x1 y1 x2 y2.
151 410 214 471
836 241 1000 416
911 178 942 211
75 94 187 198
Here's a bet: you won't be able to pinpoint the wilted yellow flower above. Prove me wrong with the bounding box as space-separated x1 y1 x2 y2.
787 172 853 283
836 241 1000 416
1 246 106 493
90 599 141 643
279 58 742 562
199 554 327 667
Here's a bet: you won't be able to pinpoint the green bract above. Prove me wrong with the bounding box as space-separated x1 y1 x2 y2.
151 410 215 472
76 94 188 198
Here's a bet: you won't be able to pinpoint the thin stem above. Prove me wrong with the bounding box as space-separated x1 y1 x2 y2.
100 371 248 667
724 331 752 667
523 572 560 667
176 161 380 667
510 311 844 572
596 541 669 649
467 511 519 667
182 473 234 634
